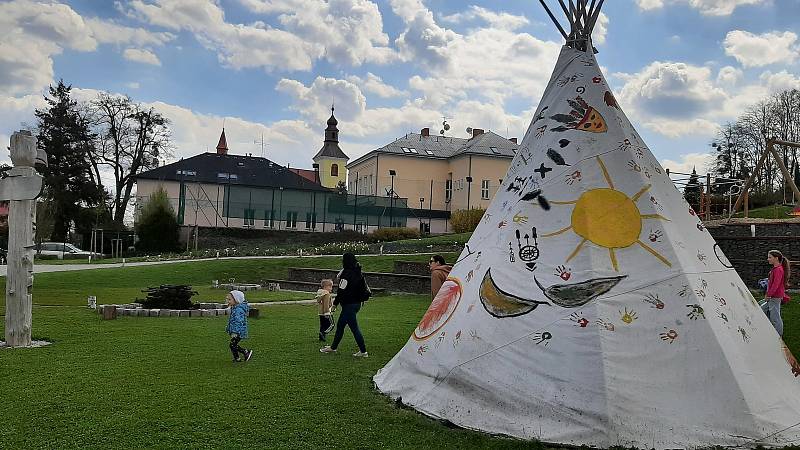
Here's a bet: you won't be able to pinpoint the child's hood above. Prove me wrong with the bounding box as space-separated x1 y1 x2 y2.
230 289 247 305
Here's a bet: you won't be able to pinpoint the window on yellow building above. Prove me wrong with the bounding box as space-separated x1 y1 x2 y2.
331 164 339 176
481 180 490 200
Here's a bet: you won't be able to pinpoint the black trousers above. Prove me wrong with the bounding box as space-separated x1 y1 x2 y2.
319 315 333 339
229 334 248 360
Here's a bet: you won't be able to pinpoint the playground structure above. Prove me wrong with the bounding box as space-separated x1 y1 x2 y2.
729 137 800 220
667 137 800 221
665 168 746 220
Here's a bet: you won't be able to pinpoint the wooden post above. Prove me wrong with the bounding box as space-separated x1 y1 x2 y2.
744 189 749 218
768 140 800 204
5 199 35 346
729 145 771 220
3 131 45 347
705 173 711 219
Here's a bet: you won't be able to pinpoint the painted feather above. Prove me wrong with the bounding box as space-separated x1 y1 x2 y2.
547 148 569 166
417 281 460 333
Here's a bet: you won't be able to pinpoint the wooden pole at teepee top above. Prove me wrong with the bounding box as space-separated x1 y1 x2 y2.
539 0 569 40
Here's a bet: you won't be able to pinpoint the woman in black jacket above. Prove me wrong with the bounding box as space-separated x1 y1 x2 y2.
320 253 368 357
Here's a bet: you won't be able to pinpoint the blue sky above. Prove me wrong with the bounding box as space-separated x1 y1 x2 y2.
1 0 799 175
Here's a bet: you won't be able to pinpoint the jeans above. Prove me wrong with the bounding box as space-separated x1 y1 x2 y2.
331 303 366 353
761 297 783 336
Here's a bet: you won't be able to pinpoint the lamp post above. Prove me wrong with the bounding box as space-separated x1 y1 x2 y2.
388 169 396 227
419 197 425 233
466 176 473 210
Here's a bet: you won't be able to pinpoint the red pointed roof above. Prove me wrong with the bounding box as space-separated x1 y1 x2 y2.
216 129 228 155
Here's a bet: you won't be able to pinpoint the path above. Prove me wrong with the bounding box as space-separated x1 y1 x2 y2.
0 252 435 276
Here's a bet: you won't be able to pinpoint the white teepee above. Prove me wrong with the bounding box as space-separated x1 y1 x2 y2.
374 2 800 448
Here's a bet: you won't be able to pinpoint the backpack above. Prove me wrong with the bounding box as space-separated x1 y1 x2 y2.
359 277 373 302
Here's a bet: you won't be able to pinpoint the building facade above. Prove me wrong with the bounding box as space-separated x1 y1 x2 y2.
346 128 518 233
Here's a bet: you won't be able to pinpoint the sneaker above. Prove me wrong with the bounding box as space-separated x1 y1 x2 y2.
320 346 336 353
352 351 369 358
245 349 254 362
232 358 242 363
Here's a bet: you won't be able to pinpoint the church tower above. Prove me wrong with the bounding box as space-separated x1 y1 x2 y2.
313 106 348 189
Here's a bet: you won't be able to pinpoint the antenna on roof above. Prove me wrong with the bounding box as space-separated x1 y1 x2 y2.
440 116 451 135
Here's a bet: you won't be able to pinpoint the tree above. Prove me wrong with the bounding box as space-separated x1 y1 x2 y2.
135 187 180 253
335 180 348 195
89 93 172 226
35 80 104 241
684 167 703 208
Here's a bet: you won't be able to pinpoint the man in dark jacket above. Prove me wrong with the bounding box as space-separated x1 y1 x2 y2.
429 254 452 298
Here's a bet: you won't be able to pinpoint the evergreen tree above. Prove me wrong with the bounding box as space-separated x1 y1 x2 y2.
684 167 703 208
35 80 104 241
135 187 180 253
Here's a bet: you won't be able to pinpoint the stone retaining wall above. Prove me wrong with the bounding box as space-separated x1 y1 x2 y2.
708 223 799 288
393 260 430 276
96 303 231 318
287 267 430 294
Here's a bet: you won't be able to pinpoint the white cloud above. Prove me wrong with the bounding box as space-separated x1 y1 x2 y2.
122 0 316 71
636 0 765 16
716 66 743 88
126 82 141 89
123 48 161 65
593 13 609 46
85 17 175 47
759 70 800 93
0 0 175 96
661 152 714 174
441 5 529 31
122 0 396 71
615 58 800 139
723 30 799 68
389 0 561 110
347 73 407 98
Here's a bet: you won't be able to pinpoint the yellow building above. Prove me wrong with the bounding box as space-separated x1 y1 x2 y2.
313 107 349 189
346 128 518 233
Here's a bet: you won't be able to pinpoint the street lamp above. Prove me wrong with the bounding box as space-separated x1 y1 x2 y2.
388 169 396 227
419 197 425 234
465 176 473 210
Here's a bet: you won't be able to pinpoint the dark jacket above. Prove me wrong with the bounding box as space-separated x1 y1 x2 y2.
334 253 368 306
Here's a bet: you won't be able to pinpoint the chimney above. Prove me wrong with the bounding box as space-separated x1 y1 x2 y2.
509 137 518 144
471 128 484 138
421 127 430 137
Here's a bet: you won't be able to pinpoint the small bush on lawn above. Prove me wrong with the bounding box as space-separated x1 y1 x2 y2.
137 285 198 309
368 227 420 242
450 209 485 233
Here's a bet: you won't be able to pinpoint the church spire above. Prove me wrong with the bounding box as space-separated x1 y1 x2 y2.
216 128 228 155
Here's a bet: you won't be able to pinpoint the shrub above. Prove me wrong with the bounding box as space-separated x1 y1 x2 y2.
135 187 181 253
450 209 486 233
368 227 420 242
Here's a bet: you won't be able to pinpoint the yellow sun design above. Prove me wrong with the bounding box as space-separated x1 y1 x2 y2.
543 156 670 271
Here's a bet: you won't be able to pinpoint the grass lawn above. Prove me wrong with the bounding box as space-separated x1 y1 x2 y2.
0 302 539 449
0 257 797 449
731 204 796 219
0 253 457 309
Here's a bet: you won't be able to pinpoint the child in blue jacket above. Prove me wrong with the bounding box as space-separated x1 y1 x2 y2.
226 290 253 362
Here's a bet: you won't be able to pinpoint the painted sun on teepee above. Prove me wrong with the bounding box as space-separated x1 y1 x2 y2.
374 1 800 448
